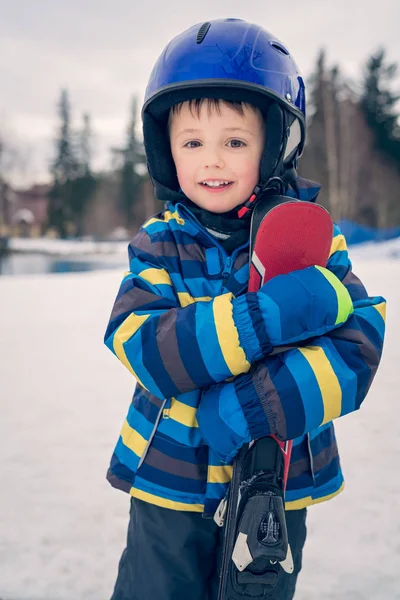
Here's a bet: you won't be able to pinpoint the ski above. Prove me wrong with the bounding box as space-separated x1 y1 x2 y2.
216 196 333 599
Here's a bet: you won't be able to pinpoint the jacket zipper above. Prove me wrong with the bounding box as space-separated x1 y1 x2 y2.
307 433 316 484
222 256 233 286
137 398 168 470
136 207 248 472
163 397 173 419
176 203 248 286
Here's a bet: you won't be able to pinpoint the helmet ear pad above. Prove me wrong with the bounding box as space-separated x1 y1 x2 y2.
143 110 180 193
259 102 285 183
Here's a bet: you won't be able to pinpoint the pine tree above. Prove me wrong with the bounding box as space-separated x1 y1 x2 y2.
51 89 78 183
48 89 78 237
70 113 96 237
300 51 329 209
113 97 147 227
361 48 400 165
301 48 400 228
79 113 92 175
302 51 374 224
48 92 96 237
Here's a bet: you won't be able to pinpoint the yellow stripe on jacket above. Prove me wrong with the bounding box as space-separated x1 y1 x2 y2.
113 313 150 389
299 345 342 424
212 293 250 376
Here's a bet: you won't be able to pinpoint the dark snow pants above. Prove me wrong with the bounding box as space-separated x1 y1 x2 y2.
110 497 307 600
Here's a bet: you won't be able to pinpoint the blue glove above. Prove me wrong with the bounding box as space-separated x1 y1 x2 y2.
232 265 354 363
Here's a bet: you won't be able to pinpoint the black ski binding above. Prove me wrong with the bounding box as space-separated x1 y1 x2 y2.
216 437 293 599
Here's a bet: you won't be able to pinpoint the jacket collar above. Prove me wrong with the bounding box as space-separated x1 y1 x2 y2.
287 176 321 202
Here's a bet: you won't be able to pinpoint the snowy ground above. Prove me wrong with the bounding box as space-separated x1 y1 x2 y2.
7 237 128 256
0 248 399 600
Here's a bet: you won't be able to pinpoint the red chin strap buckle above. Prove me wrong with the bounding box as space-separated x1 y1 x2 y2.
237 188 260 219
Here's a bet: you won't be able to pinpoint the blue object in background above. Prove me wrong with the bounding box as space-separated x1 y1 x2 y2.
338 220 400 245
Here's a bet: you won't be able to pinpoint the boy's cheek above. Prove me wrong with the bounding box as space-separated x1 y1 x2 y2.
175 160 192 185
176 172 193 195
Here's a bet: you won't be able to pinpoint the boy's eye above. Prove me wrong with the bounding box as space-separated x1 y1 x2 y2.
227 139 246 148
184 141 201 149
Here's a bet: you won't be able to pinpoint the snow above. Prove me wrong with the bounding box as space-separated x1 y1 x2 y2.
349 236 400 261
0 250 399 600
8 237 128 256
7 233 400 260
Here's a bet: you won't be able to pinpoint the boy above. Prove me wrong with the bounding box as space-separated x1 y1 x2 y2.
104 19 386 600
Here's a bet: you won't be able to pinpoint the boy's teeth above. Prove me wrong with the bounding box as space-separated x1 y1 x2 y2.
202 180 231 187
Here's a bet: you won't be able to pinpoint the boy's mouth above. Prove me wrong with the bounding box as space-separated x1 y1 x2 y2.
199 180 234 192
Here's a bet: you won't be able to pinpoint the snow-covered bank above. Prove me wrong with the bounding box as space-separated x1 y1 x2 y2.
7 237 128 256
349 236 400 260
7 234 400 260
0 254 398 600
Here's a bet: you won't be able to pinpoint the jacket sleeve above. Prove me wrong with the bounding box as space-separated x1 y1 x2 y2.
197 228 386 462
104 222 353 400
104 226 254 399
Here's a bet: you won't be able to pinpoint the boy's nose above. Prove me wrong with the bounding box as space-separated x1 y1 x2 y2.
204 150 225 169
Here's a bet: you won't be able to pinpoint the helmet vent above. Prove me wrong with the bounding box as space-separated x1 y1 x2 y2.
196 22 211 44
270 42 290 56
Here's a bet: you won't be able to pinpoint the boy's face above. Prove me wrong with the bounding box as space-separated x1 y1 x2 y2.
169 101 264 213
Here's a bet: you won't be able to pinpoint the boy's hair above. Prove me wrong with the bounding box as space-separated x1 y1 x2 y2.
168 98 263 129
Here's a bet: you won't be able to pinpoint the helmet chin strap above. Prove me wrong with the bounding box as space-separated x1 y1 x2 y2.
237 178 284 219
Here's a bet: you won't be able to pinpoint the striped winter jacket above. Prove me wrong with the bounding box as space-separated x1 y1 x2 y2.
104 182 386 516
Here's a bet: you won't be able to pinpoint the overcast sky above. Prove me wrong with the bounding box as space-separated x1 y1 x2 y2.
0 0 398 185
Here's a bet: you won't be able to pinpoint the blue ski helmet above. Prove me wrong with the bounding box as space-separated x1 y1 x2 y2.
142 18 306 202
